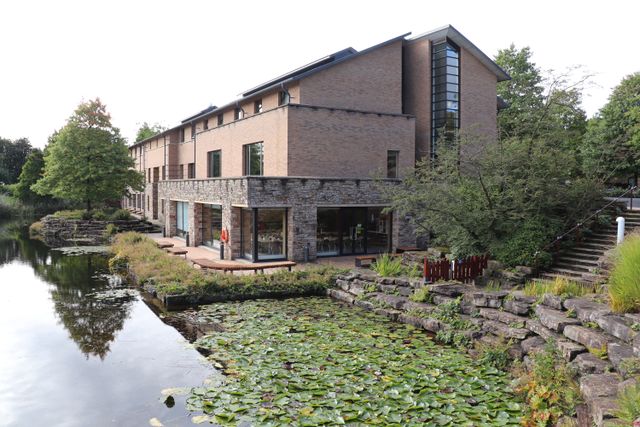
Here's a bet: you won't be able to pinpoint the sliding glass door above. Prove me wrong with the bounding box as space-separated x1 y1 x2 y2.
175 202 189 238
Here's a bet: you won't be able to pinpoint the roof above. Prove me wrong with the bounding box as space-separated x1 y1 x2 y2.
131 26 509 148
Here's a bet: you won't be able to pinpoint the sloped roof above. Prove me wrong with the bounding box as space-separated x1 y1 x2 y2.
409 25 510 82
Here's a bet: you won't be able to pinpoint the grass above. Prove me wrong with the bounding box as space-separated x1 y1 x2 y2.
608 234 640 313
110 232 343 301
523 276 599 299
371 253 404 276
615 381 640 423
52 208 132 221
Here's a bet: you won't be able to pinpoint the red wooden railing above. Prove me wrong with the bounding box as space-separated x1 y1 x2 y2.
423 254 489 283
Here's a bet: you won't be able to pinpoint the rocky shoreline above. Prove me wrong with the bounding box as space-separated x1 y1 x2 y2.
329 271 640 427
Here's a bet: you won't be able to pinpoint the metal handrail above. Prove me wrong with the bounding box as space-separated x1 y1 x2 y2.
537 185 637 256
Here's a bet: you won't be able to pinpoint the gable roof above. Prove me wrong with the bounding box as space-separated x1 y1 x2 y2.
409 25 510 82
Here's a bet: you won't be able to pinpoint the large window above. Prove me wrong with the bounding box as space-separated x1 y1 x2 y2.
175 201 189 238
188 163 195 179
241 208 287 261
431 40 460 159
278 91 290 106
387 150 399 178
201 204 222 249
234 108 244 120
317 208 340 256
244 142 264 176
207 150 221 178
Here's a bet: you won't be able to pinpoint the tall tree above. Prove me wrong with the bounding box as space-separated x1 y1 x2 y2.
581 72 640 181
33 99 144 210
495 45 588 148
14 149 46 203
0 137 32 184
135 122 166 143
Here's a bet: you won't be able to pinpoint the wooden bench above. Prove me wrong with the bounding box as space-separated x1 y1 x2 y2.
156 242 174 249
192 258 297 274
354 253 401 268
165 247 188 258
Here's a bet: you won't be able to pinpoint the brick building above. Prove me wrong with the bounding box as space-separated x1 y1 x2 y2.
126 25 509 262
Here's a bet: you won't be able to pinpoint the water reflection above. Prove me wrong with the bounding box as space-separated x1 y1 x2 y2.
0 219 211 426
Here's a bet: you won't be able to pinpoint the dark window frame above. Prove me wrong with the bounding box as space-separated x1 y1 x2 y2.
217 114 224 126
243 142 264 176
387 150 399 179
254 99 263 114
207 150 221 178
278 91 290 106
187 163 195 179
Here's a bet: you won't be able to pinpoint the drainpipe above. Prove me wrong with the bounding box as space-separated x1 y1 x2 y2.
616 216 625 245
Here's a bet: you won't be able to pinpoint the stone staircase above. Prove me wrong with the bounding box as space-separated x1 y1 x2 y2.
538 209 640 285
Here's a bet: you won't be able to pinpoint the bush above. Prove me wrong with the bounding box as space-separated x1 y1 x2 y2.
104 223 118 237
52 209 86 220
92 210 108 220
29 221 43 237
476 337 513 370
608 234 640 313
490 217 557 268
514 343 581 426
371 253 404 276
615 381 640 423
109 209 131 221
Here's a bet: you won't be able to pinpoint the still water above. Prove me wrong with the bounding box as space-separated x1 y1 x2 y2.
0 220 212 427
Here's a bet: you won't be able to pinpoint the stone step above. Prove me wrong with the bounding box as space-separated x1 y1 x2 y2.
526 318 564 342
555 256 600 266
596 315 639 343
481 319 530 340
546 267 584 277
607 342 637 376
571 352 612 375
564 325 610 350
563 298 611 323
535 305 581 333
559 251 601 261
571 247 607 256
580 242 614 250
579 373 621 402
478 308 526 328
553 262 592 273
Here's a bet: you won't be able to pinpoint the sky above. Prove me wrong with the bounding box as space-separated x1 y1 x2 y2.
0 0 638 148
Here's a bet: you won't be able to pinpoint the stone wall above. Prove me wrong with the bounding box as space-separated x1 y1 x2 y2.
330 272 640 426
39 216 159 247
157 177 416 261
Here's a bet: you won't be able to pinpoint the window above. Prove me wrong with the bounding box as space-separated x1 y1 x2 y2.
203 119 209 130
201 204 222 249
431 40 460 159
207 150 221 178
187 163 195 179
147 168 151 183
191 123 196 139
162 165 166 180
178 164 184 179
234 108 244 120
254 99 263 113
241 208 287 261
176 201 189 238
179 128 185 142
243 142 264 176
217 114 223 126
387 151 399 178
278 91 290 106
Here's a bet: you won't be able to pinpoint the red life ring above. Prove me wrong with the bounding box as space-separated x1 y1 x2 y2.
220 228 229 243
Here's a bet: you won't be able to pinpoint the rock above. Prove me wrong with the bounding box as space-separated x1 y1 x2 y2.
397 313 423 328
515 265 534 275
482 320 530 340
526 318 563 341
431 294 456 306
419 317 442 333
542 293 564 310
521 336 546 355
348 281 367 296
478 308 526 328
564 298 611 322
590 398 620 427
397 287 413 297
597 315 638 343
426 282 471 297
471 291 508 308
556 339 587 361
535 305 581 333
394 278 410 287
373 308 400 321
379 284 397 294
607 343 636 376
402 301 435 315
635 334 640 357
618 377 638 393
580 374 620 402
327 289 354 305
503 298 532 316
564 325 609 350
375 294 408 310
354 299 374 311
335 279 351 292
508 343 524 360
377 277 396 285
572 352 612 375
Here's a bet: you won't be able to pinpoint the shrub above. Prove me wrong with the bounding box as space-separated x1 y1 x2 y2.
104 223 118 238
476 337 513 370
52 209 86 220
608 234 640 313
615 382 640 423
514 343 581 426
523 276 598 299
109 209 131 221
409 287 431 303
490 217 558 268
92 210 108 220
29 221 43 237
371 253 404 277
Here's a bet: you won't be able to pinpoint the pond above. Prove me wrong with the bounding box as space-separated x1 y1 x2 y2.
0 220 213 427
183 298 523 426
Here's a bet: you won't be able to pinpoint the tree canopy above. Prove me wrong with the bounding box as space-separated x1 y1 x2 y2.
0 137 32 184
14 149 46 203
580 72 640 181
135 122 167 143
33 98 144 210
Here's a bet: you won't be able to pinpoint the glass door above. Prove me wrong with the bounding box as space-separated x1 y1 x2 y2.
341 208 366 255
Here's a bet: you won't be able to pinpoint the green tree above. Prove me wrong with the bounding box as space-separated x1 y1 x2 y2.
135 122 166 142
0 137 32 184
382 136 603 267
13 149 46 203
581 72 640 180
495 45 587 149
33 99 144 211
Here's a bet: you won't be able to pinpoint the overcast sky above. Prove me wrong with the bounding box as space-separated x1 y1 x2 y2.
1 0 638 148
